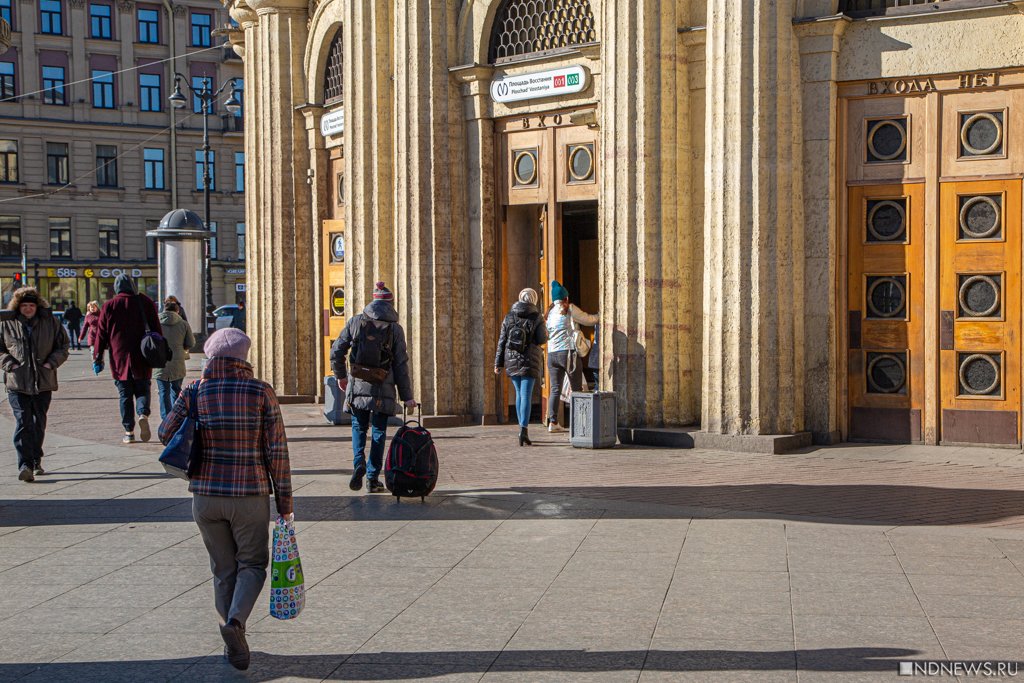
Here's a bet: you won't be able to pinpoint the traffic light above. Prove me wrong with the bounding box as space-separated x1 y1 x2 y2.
11 273 23 288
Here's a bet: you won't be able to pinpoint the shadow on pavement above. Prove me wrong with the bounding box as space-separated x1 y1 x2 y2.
2 647 955 680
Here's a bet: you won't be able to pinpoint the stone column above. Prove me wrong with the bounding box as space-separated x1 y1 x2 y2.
600 0 698 427
241 0 317 398
345 0 394 315
699 0 807 446
393 2 469 418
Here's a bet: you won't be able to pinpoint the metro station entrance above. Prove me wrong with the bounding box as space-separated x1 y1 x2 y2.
496 111 599 423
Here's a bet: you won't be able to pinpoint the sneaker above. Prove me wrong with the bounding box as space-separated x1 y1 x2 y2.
548 422 565 433
349 465 366 491
366 478 385 494
219 618 250 671
138 415 151 443
18 465 34 483
122 432 135 444
34 465 45 476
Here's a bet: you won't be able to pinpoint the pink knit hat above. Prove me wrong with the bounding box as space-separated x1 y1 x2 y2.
204 328 251 360
373 281 394 301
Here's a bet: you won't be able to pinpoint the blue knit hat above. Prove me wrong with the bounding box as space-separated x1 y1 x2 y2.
550 280 569 303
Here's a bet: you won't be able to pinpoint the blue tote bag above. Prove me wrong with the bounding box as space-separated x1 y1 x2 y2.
159 382 203 480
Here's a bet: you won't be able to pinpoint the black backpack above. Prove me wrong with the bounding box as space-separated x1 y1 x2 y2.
137 296 171 368
384 406 438 502
506 316 534 356
349 318 393 384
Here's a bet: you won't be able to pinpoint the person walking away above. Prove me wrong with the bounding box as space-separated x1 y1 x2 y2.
494 288 548 446
62 301 84 351
154 300 195 420
164 294 188 323
158 328 292 671
80 301 100 351
330 281 416 493
545 280 599 432
0 288 70 481
93 274 162 444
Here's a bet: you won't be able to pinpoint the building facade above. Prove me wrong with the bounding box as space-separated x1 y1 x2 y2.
0 0 246 319
231 0 1024 448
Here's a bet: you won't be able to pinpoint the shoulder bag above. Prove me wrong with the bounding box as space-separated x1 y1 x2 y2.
158 382 204 480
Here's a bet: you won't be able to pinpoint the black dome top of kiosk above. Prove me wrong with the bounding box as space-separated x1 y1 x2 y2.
158 209 205 231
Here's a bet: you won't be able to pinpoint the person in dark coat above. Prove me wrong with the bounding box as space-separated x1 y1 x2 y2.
80 301 100 350
62 301 84 350
93 274 162 444
0 288 70 481
494 287 548 446
330 281 416 494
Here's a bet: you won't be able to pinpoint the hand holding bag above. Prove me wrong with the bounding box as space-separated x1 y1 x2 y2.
270 516 305 620
158 382 203 480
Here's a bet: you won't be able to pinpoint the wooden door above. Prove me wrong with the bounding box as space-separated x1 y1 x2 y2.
847 183 926 441
939 180 1022 445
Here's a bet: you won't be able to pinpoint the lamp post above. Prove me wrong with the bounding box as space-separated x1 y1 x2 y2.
168 74 241 341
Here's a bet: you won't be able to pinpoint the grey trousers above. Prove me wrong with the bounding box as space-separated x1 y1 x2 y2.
193 494 270 628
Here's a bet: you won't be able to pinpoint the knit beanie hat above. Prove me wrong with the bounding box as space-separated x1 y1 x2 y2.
550 280 569 303
518 288 539 306
373 281 394 301
204 327 251 361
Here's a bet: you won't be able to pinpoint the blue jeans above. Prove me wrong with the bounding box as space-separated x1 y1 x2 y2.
113 379 151 432
351 408 390 481
510 376 536 428
156 379 183 421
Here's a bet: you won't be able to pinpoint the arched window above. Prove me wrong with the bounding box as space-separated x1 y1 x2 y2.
323 31 343 105
488 0 597 64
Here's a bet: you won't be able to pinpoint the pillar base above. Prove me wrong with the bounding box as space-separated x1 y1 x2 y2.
692 431 813 454
618 427 699 449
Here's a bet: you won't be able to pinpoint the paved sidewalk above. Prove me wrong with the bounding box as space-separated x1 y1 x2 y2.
0 351 1022 682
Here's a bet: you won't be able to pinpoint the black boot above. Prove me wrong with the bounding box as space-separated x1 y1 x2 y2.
519 427 532 446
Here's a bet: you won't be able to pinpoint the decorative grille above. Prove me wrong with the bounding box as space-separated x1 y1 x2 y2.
488 0 597 64
839 0 1001 17
323 32 343 106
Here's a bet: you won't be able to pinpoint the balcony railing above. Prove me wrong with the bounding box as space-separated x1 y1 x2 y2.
0 18 11 56
839 0 1004 17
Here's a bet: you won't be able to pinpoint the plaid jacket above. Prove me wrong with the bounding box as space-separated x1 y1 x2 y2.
158 357 292 511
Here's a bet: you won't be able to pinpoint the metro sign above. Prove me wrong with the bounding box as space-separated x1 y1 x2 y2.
491 65 588 104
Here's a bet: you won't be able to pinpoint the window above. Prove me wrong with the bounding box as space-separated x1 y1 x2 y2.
191 75 213 113
138 8 159 43
323 32 343 105
143 147 165 189
208 221 217 259
0 216 20 258
0 62 14 101
195 149 215 190
92 70 114 109
233 78 243 117
0 0 12 28
489 0 596 63
95 144 117 187
90 4 112 39
139 72 161 112
191 12 211 47
236 222 245 260
46 143 68 185
145 219 158 259
41 66 66 106
40 0 62 35
0 140 16 182
49 218 71 258
98 219 119 259
234 151 244 192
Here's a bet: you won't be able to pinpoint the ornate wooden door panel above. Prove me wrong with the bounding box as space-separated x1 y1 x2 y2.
939 180 1022 445
848 183 926 441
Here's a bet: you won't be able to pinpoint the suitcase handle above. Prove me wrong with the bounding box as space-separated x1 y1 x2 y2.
403 402 422 426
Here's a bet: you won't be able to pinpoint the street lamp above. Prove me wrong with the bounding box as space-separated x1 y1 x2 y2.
169 73 242 341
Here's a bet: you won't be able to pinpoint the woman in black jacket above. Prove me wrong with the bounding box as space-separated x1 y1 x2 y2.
494 288 548 446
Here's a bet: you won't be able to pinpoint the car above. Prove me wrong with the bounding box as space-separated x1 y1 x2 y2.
213 305 246 332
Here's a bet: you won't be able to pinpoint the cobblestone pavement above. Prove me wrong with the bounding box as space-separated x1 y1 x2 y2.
0 351 1023 682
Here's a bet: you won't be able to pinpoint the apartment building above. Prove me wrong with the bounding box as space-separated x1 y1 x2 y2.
0 0 245 319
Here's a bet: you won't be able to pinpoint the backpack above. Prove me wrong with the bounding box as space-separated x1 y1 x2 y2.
384 406 439 502
349 318 393 384
136 296 171 368
506 316 534 356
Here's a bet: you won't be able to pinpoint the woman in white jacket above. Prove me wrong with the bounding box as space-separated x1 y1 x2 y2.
545 280 598 432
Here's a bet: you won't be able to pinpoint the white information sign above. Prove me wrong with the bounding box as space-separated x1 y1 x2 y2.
490 65 588 104
320 109 345 137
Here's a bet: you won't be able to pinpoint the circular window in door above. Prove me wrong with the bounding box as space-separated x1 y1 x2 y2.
958 195 1002 240
866 198 907 242
513 149 538 187
867 118 908 163
866 275 907 319
958 353 1001 396
867 352 907 394
960 111 1004 157
958 274 1001 318
567 143 595 183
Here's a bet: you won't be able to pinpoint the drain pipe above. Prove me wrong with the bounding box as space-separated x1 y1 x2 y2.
162 0 178 207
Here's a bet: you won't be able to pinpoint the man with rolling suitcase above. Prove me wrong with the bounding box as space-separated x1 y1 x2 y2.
330 282 416 494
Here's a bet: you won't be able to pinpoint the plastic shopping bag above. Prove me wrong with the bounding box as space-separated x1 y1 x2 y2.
269 516 305 620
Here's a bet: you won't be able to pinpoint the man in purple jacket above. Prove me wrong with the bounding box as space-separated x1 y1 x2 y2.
93 274 162 443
